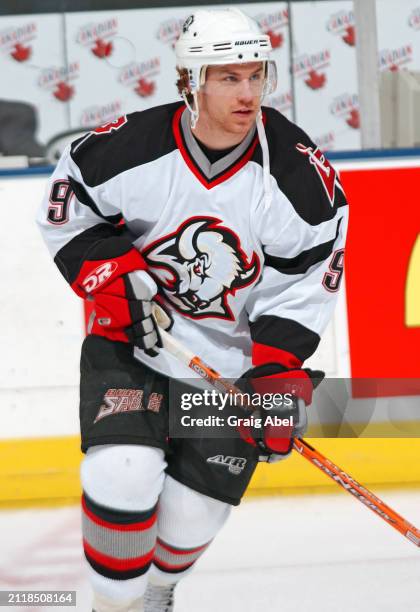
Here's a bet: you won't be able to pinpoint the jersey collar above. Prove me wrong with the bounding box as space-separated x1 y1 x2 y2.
172 105 261 189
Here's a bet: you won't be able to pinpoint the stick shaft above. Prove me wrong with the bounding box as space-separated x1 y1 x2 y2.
159 328 420 548
293 438 420 547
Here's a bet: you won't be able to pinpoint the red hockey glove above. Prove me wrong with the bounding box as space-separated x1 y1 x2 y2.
71 242 147 299
89 270 173 356
67 237 172 356
236 363 324 459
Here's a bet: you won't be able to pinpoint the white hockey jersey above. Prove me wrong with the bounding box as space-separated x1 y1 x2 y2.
37 102 348 379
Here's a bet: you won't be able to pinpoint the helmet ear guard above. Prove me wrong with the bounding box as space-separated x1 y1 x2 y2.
263 60 277 96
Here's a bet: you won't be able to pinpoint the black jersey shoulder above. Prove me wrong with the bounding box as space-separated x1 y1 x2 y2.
70 102 182 188
254 106 347 225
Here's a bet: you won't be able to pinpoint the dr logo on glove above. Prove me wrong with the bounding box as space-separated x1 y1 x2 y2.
69 240 172 356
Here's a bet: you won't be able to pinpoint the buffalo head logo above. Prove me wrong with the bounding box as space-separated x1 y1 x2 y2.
144 217 260 320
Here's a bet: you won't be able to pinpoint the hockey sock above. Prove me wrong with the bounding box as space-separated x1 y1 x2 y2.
153 537 210 575
150 476 231 581
82 492 158 581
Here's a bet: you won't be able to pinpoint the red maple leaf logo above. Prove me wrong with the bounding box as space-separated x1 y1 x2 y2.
92 38 113 59
53 81 74 102
342 25 355 47
389 64 399 72
346 109 360 129
10 43 31 62
266 30 284 49
304 70 326 90
135 78 156 97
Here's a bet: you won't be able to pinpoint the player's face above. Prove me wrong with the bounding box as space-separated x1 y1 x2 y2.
198 62 264 136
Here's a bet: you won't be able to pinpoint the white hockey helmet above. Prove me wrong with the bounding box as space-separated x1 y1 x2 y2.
175 7 275 210
175 8 277 113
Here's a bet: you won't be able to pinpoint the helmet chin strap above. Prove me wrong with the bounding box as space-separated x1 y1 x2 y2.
256 109 272 211
181 88 199 129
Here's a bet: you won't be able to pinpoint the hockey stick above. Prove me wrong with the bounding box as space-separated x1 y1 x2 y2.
159 327 420 548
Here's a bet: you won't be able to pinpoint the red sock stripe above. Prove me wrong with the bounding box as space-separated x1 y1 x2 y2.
252 342 302 368
153 557 195 571
154 538 210 572
82 496 157 532
157 539 208 556
83 539 155 571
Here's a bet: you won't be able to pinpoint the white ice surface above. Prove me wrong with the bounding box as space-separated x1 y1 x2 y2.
0 491 419 612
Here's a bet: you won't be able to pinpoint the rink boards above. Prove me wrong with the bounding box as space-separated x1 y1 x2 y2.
1 152 420 505
0 437 420 506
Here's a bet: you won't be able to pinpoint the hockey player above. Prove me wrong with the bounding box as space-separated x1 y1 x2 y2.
37 7 348 612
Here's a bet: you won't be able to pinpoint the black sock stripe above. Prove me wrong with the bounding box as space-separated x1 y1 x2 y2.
152 559 195 574
85 553 151 580
83 492 157 525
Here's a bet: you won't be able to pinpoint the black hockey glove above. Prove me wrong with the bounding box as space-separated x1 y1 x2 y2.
236 363 324 460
